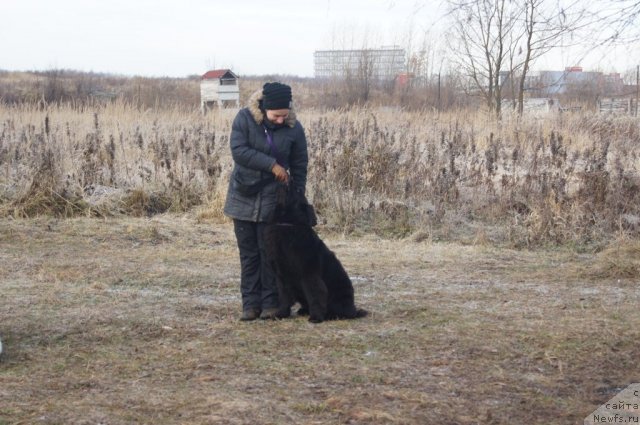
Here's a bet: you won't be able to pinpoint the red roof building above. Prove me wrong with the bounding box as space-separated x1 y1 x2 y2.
202 69 238 80
200 69 240 112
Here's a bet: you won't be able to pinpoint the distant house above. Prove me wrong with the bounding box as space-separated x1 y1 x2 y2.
200 69 239 112
395 72 414 89
531 67 624 96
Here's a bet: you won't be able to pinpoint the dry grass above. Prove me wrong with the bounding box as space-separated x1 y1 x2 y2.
1 102 639 248
1 216 638 424
587 238 640 279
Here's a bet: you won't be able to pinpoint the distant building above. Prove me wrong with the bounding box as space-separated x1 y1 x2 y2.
200 69 239 112
395 72 414 89
530 67 624 96
314 47 405 81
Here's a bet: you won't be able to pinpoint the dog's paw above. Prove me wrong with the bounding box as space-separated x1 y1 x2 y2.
355 308 368 318
276 308 291 319
308 316 324 324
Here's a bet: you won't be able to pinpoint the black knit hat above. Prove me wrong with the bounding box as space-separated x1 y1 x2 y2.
262 82 292 110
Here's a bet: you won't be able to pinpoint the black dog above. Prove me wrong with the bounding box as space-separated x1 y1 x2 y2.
264 184 368 323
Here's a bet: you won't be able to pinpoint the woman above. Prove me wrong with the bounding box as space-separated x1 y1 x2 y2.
223 82 309 321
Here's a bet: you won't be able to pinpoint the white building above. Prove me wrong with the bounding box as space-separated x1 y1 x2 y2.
200 69 240 112
314 47 405 81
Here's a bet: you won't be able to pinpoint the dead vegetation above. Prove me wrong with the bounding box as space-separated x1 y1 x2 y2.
1 71 638 424
0 216 638 424
1 103 639 249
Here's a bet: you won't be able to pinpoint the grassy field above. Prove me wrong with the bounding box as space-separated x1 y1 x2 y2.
1 86 639 423
1 215 638 424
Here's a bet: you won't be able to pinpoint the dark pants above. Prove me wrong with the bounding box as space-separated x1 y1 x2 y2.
233 219 279 312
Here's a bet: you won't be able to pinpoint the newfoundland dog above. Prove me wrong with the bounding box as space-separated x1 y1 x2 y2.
264 184 368 323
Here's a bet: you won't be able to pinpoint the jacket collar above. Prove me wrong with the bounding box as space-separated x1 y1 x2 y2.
247 89 297 128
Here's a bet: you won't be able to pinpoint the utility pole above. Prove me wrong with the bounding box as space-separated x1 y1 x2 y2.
437 72 441 112
636 65 640 117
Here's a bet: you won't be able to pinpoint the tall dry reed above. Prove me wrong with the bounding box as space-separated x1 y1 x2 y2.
1 102 638 247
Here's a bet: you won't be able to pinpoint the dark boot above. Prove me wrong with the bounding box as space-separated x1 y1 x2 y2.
240 308 261 321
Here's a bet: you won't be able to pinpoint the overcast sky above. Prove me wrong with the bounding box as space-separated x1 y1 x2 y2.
0 0 637 78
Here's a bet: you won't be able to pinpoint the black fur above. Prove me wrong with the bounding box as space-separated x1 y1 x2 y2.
264 184 368 323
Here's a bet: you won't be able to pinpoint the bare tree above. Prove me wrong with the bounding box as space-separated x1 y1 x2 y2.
44 69 65 104
596 0 640 43
447 0 591 116
322 24 386 105
446 0 522 117
398 26 436 106
515 0 588 114
342 49 377 104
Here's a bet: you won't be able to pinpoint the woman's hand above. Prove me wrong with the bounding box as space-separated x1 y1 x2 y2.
271 163 289 183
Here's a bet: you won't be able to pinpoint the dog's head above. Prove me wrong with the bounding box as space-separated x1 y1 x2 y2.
271 183 317 226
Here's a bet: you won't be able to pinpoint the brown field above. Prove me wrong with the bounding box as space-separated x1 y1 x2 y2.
1 215 639 424
1 79 639 424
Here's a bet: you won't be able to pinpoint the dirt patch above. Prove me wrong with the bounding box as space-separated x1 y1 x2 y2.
1 216 638 424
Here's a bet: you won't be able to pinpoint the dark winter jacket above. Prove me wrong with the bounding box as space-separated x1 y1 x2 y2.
223 89 308 222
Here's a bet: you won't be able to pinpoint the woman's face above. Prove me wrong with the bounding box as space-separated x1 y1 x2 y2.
266 109 290 125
